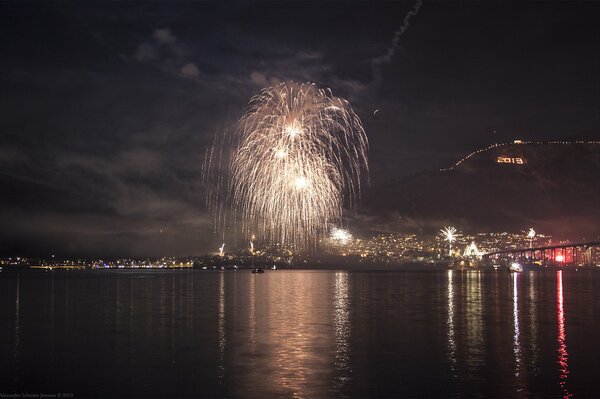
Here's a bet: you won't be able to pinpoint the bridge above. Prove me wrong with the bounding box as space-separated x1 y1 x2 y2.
483 241 600 266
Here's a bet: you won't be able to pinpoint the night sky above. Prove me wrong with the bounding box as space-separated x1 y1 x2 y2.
1 1 599 257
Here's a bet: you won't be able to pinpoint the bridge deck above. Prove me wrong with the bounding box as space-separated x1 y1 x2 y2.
485 241 600 257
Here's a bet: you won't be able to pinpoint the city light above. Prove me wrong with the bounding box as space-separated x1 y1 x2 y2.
440 139 600 172
463 242 483 259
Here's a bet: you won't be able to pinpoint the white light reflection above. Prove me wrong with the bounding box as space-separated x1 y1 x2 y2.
14 276 20 384
170 272 176 366
50 275 55 327
512 272 521 377
218 271 226 383
333 272 350 389
465 271 483 371
557 271 572 399
447 270 456 369
528 272 539 373
249 273 257 351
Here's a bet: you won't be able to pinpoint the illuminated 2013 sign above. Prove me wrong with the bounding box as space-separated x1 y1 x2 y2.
497 157 524 164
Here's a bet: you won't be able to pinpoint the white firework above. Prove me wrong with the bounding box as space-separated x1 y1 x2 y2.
330 228 353 245
440 226 459 257
527 228 536 248
207 81 369 252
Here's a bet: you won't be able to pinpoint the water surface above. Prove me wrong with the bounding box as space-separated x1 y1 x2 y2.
1 269 599 398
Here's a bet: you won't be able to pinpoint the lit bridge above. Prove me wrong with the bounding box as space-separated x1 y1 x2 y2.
483 241 600 266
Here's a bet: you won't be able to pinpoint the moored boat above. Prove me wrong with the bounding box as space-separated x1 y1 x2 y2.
509 262 523 273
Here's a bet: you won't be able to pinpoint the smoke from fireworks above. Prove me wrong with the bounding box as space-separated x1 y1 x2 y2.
371 0 423 87
204 82 369 252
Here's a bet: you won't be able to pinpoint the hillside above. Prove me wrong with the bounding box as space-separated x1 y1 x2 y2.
365 141 600 238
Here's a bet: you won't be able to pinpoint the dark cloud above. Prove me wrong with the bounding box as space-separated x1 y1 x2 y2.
180 62 200 80
153 28 177 46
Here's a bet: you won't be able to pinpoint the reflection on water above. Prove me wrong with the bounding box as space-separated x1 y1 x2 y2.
528 272 539 374
333 272 350 390
466 271 483 372
13 276 20 386
1 270 598 398
557 271 572 399
217 272 226 383
513 272 521 377
248 273 257 352
211 271 354 398
447 270 456 370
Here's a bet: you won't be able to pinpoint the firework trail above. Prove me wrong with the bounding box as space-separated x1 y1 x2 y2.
205 82 369 252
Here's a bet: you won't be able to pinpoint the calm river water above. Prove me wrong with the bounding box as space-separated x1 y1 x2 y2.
1 269 599 398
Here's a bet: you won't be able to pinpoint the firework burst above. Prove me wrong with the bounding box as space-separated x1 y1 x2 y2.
439 226 459 257
206 81 369 252
527 227 536 248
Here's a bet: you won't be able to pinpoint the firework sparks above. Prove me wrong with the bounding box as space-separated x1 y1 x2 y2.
440 226 459 257
207 82 368 252
330 228 353 245
527 228 536 248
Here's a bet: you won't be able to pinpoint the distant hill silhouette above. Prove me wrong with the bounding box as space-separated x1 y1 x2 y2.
365 141 600 239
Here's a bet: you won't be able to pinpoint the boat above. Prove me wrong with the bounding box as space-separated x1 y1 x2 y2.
251 268 264 274
509 262 523 273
